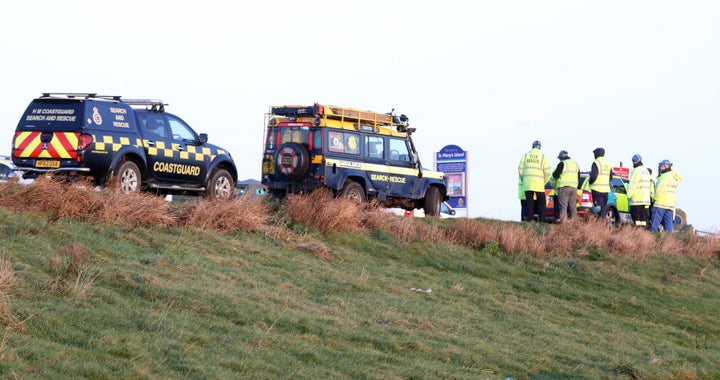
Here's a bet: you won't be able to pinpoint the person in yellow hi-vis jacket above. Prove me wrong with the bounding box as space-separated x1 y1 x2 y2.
518 140 551 222
627 154 653 227
649 159 682 232
589 147 612 220
552 150 579 223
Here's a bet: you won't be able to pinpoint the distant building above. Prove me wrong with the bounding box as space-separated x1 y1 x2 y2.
237 179 267 196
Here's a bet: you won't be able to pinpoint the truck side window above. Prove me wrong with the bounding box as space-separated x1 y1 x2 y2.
167 115 196 142
144 113 168 139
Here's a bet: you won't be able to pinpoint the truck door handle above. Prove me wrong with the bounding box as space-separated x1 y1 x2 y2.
147 141 156 147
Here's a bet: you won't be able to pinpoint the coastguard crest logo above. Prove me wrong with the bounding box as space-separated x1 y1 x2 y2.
92 107 103 125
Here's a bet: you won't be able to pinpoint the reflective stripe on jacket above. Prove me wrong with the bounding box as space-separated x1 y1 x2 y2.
653 170 682 211
590 156 611 193
627 165 653 206
557 159 579 188
518 148 551 192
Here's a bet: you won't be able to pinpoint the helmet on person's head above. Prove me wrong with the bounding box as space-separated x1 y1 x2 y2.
593 147 605 158
532 140 541 149
632 154 642 163
659 159 672 167
557 150 569 160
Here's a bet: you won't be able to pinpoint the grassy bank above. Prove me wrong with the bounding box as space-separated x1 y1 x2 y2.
0 180 718 378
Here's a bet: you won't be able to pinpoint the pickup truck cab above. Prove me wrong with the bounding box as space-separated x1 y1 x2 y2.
12 93 237 197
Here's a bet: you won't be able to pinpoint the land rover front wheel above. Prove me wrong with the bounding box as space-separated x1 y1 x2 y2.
205 169 234 199
423 187 441 217
115 160 141 194
339 181 365 203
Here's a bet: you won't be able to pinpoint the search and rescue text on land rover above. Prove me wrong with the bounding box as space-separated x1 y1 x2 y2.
261 103 449 216
12 93 237 198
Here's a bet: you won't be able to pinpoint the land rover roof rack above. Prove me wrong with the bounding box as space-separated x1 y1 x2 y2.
270 103 410 130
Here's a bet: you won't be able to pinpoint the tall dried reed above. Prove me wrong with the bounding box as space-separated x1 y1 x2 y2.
99 189 176 227
1 180 718 259
284 189 369 233
180 195 269 233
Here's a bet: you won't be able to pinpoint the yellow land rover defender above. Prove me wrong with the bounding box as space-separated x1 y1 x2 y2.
261 104 449 216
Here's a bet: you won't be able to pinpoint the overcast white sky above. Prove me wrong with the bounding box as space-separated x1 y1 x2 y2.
1 1 718 231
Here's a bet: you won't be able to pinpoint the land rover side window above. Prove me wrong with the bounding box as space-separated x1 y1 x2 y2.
389 138 411 163
328 131 360 155
167 115 196 142
365 136 384 160
312 129 322 151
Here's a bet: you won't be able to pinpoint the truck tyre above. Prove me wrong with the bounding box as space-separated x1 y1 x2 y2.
204 168 234 199
424 186 441 217
276 142 310 180
339 181 365 203
115 160 141 194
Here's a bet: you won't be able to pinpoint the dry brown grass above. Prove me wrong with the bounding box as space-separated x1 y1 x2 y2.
284 189 369 234
443 218 498 249
179 195 269 233
295 239 333 260
98 190 176 228
1 180 718 259
47 243 91 290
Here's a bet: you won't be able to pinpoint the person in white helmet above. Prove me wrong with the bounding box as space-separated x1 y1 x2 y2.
627 154 653 227
649 159 682 232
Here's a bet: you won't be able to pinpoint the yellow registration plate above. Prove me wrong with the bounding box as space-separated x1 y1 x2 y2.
35 160 61 169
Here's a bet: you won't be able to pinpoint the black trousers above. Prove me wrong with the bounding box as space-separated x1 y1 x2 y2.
524 190 546 222
630 205 648 226
592 191 609 219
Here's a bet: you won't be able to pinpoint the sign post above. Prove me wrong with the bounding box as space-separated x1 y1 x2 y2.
435 144 468 217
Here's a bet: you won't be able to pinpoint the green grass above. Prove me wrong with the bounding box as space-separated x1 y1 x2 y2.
0 207 718 379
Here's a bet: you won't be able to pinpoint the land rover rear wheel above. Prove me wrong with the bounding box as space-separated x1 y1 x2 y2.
204 169 234 199
115 160 141 194
423 187 441 217
339 181 365 203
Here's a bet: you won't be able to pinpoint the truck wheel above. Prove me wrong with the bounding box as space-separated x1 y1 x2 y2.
115 160 141 193
339 181 365 203
424 187 441 217
205 169 234 199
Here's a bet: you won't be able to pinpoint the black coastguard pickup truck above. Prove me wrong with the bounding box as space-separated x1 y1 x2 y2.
12 93 237 198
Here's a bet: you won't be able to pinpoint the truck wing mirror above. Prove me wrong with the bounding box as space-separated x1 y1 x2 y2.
199 133 208 144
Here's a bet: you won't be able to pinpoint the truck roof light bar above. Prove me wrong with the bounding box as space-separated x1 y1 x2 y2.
121 99 167 112
41 93 123 101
